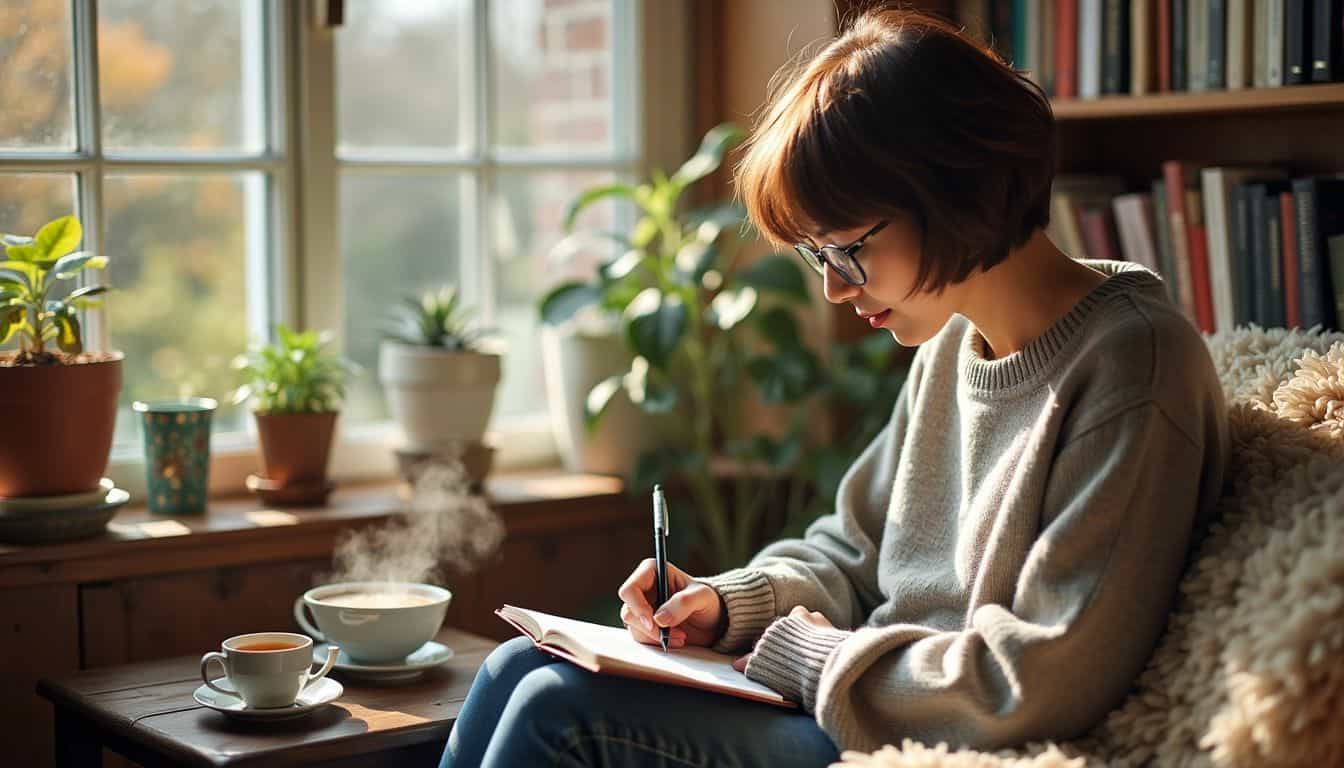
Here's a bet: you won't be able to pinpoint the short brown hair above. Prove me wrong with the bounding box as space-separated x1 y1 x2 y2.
735 6 1056 296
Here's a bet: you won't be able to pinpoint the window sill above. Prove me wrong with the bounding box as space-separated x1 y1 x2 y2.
0 470 627 589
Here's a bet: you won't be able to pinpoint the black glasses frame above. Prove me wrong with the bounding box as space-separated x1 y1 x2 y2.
793 220 888 287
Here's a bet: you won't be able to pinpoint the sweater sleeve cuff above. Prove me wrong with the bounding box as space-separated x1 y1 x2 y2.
696 568 776 653
743 615 850 711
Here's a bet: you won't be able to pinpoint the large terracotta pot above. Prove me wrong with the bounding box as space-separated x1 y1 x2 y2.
0 353 123 497
253 411 338 486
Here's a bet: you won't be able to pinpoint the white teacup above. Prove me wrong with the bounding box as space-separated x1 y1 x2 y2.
294 581 451 664
200 632 338 709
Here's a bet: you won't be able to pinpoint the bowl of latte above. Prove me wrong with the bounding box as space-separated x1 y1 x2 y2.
294 582 451 663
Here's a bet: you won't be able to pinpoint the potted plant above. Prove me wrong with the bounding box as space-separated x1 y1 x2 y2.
378 285 501 479
233 325 356 506
0 215 119 498
540 124 827 569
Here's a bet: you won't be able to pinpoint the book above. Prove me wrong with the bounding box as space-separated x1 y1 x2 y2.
1253 0 1271 85
1103 0 1131 92
1113 193 1164 272
1080 206 1122 261
1312 0 1343 81
1153 179 1183 301
1081 0 1105 97
1048 175 1127 259
1232 184 1255 324
496 605 795 707
1208 0 1228 88
1201 167 1286 332
1058 0 1081 97
1187 188 1216 332
1284 0 1310 83
1159 0 1175 89
1265 189 1286 327
1162 161 1204 327
1042 0 1058 92
1267 0 1286 85
1293 177 1344 330
1189 0 1210 91
1281 190 1301 328
1227 0 1254 87
1174 0 1190 87
1133 0 1157 94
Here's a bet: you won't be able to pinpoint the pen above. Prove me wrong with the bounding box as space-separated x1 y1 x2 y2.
652 484 670 652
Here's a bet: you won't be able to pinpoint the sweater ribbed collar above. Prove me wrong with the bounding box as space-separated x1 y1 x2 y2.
959 261 1163 394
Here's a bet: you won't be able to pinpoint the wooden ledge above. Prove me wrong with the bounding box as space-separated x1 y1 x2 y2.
1052 83 1344 120
0 471 628 590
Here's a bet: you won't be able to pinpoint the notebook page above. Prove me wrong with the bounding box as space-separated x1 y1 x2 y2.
510 606 786 703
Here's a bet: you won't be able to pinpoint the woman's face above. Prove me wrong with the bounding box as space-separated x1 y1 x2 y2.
812 212 963 346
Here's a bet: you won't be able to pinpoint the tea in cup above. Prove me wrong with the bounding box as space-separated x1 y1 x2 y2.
200 632 338 708
294 581 450 664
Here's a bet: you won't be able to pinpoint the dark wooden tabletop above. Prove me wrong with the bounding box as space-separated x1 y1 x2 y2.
37 628 499 768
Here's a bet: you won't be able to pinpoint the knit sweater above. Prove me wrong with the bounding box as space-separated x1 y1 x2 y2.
699 260 1228 753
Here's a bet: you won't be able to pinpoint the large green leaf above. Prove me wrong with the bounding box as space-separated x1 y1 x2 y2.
755 306 800 347
671 123 745 188
736 254 810 303
53 307 82 353
747 347 819 403
0 306 23 344
624 289 687 368
0 264 34 290
584 374 623 431
52 251 107 279
65 284 109 302
34 215 82 261
563 183 638 232
707 286 757 331
622 356 678 414
2 243 38 262
539 282 601 326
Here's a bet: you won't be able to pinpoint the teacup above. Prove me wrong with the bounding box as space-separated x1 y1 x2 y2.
294 581 451 664
200 632 338 708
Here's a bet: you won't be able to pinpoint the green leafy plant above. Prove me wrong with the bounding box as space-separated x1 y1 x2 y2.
382 285 490 350
232 325 358 414
540 124 830 569
0 215 109 364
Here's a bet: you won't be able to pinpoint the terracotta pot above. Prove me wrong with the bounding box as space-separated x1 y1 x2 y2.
253 411 338 487
0 354 123 497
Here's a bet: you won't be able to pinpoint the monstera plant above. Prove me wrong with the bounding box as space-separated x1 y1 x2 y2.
0 215 122 498
540 124 830 569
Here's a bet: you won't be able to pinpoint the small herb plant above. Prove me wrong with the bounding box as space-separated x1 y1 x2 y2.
233 325 359 414
0 215 109 364
383 285 489 351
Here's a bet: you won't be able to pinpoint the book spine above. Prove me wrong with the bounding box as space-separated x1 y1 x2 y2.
1253 0 1270 85
1201 169 1236 332
1162 162 1200 321
1311 0 1342 81
1058 0 1081 97
1267 0 1285 85
1153 180 1180 300
1231 184 1252 325
1159 0 1174 88
1249 187 1270 326
1284 0 1309 83
1294 178 1324 328
1266 191 1285 327
1281 190 1301 328
1209 0 1228 87
1133 0 1153 93
1104 0 1125 92
1188 190 1216 332
1042 0 1058 92
1014 0 1031 73
1329 234 1344 325
1081 0 1105 97
1174 0 1190 88
1227 0 1251 87
1190 0 1210 91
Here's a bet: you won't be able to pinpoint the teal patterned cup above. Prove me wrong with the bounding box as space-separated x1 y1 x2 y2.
134 398 217 515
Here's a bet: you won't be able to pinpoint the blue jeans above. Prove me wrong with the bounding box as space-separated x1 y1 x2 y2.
440 637 841 767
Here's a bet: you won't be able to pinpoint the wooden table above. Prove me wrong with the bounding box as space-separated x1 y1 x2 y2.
37 628 498 768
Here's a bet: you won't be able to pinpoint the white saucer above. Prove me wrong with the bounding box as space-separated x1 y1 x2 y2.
314 640 454 682
193 676 343 720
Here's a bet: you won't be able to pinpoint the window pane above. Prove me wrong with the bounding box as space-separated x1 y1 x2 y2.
98 0 265 153
493 170 616 419
0 173 76 237
104 173 260 445
491 0 614 151
340 173 466 423
336 0 471 151
0 0 76 150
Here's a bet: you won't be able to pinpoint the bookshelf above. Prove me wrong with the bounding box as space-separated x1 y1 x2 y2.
1051 82 1344 120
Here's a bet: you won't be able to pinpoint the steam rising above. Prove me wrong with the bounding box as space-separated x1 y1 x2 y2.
324 457 505 586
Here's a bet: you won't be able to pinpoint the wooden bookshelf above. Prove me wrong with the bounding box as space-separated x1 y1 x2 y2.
1052 83 1344 121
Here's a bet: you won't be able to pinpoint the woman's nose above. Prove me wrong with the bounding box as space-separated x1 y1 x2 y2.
822 263 861 304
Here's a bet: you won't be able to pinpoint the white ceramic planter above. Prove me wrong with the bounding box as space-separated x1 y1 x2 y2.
378 342 502 451
541 326 658 477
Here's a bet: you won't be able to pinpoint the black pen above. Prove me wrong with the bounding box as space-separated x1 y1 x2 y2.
652 484 670 652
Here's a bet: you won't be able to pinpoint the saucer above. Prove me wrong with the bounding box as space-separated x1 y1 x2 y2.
193 676 343 721
246 474 335 507
0 478 116 515
0 487 130 544
315 640 454 683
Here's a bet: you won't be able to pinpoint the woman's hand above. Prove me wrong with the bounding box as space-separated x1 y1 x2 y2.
732 606 835 672
618 558 725 649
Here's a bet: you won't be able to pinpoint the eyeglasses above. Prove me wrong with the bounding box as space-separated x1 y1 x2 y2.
793 220 888 287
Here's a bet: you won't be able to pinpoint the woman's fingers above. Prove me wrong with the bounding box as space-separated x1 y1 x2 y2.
732 653 751 672
617 558 657 627
621 603 685 647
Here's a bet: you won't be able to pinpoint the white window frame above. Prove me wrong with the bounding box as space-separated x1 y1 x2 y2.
1 0 692 500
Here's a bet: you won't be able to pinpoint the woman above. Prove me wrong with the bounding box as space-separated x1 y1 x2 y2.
440 7 1227 766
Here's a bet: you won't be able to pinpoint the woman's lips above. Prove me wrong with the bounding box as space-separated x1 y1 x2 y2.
866 309 891 328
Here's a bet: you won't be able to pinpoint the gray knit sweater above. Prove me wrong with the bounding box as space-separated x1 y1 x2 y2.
700 260 1228 753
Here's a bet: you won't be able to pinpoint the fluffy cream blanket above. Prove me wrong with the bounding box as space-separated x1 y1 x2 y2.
837 326 1344 768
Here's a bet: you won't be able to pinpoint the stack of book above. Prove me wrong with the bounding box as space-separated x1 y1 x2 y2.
956 0 1344 96
1046 168 1344 331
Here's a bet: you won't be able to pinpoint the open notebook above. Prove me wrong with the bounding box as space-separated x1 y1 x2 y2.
496 605 794 708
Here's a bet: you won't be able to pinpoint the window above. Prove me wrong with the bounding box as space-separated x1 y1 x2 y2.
0 0 670 485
